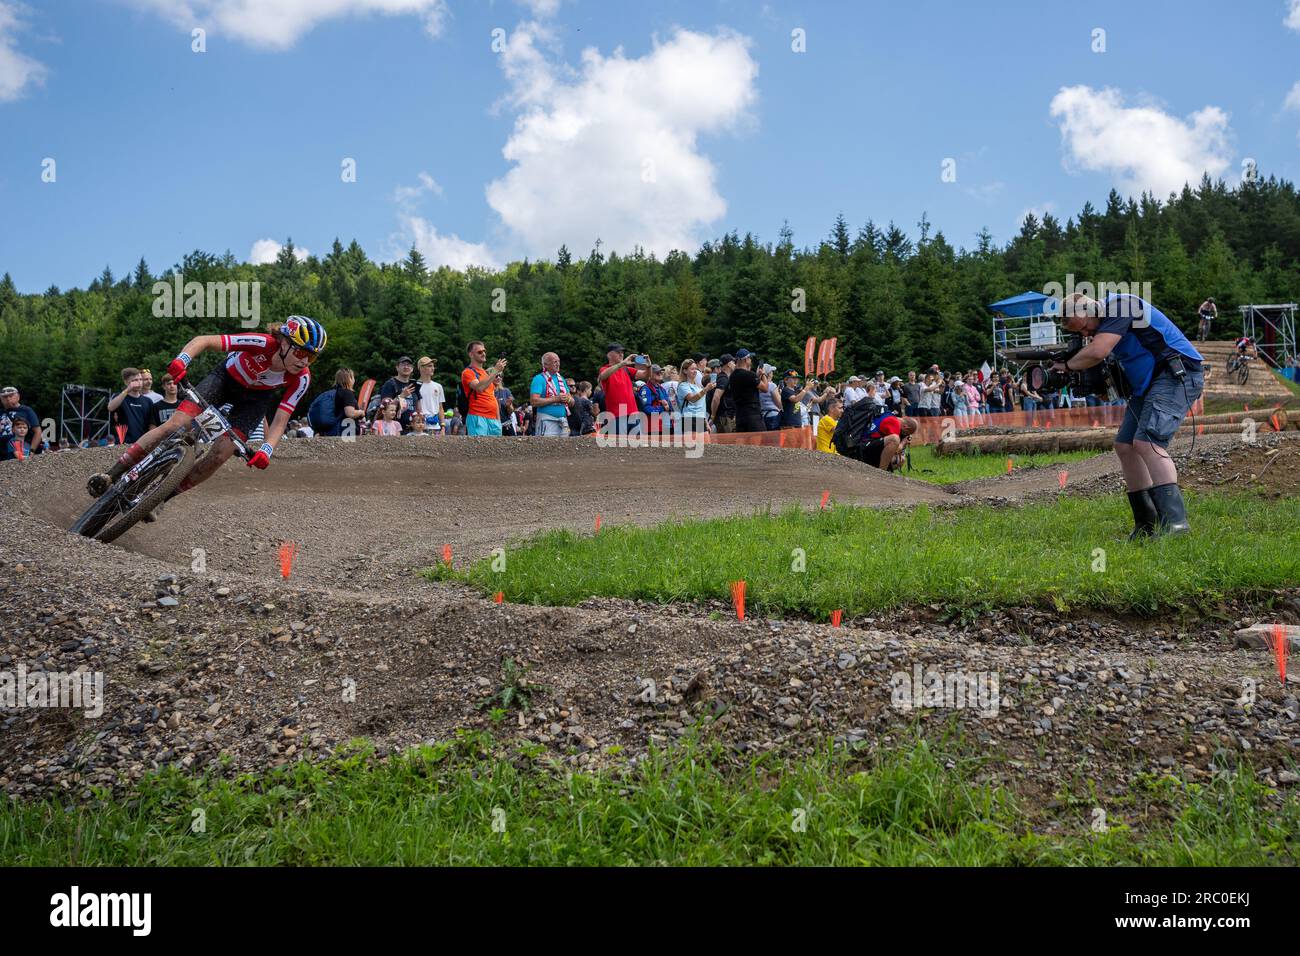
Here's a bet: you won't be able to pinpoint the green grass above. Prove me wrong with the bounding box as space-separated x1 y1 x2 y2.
905 445 1103 485
3 735 1295 865
426 492 1300 618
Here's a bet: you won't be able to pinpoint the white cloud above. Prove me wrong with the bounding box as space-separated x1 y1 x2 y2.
125 0 450 50
396 215 502 271
964 181 1005 204
387 172 497 270
1287 0 1300 31
248 238 309 264
393 171 443 204
0 2 47 103
517 0 560 17
1285 80 1300 112
1049 85 1232 197
484 24 759 259
1017 202 1055 227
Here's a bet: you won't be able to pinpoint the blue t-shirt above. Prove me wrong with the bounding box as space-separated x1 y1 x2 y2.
529 372 569 418
1098 295 1202 397
677 380 707 417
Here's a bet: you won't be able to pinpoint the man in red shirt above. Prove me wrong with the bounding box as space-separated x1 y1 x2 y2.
597 343 651 435
851 411 918 471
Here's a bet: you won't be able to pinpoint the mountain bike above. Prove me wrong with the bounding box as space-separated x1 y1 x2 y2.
1225 353 1252 387
70 383 251 543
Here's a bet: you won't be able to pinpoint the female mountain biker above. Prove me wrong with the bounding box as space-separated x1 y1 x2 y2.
86 316 327 499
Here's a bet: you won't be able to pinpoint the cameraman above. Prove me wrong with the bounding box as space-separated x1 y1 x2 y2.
1054 292 1204 538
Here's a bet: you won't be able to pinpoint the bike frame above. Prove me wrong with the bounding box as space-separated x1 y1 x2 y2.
181 383 252 459
119 384 250 485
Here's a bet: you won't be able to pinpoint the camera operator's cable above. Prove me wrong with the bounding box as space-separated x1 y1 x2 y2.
1151 367 1197 465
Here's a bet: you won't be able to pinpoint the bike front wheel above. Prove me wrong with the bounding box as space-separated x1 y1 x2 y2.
71 442 196 544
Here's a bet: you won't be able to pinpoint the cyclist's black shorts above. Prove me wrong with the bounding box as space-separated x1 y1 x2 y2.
178 369 278 440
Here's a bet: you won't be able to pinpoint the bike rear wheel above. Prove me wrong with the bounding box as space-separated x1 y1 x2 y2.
70 443 196 543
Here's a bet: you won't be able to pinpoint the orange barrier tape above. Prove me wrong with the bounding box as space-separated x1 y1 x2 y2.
576 398 1211 449
910 407 1130 445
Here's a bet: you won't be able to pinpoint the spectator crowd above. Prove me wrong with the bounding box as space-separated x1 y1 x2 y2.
0 340 1129 460
295 342 1128 449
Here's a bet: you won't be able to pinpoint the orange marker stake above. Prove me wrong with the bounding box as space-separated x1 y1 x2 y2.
1271 413 1282 432
595 514 602 531
278 541 298 579
730 580 746 622
819 490 830 510
442 544 452 566
1197 423 1205 436
1058 470 1068 490
831 609 843 628
494 591 504 604
114 424 127 445
1273 623 1289 685
1006 457 1013 475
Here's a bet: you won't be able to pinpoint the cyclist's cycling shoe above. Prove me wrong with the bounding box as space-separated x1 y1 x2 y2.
86 473 112 497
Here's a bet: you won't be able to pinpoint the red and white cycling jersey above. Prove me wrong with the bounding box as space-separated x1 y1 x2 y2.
219 333 311 414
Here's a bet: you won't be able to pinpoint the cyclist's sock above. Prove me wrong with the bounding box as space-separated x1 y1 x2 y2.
112 442 146 476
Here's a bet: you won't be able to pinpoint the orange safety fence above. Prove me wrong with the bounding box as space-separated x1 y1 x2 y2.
558 397 1216 449
912 406 1126 444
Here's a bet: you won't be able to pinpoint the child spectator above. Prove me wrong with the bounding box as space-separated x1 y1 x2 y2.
7 417 32 459
371 398 402 436
816 397 843 454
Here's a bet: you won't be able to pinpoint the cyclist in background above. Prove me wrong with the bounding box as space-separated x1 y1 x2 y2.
1197 297 1217 341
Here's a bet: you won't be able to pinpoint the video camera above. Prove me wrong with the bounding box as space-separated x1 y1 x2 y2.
1005 333 1130 400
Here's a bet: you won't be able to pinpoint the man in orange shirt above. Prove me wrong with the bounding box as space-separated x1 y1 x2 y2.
462 341 507 436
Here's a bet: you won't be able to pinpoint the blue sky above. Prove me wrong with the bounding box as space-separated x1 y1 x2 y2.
3 0 1300 292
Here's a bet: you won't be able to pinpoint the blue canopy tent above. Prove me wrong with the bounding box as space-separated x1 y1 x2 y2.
988 291 1058 318
988 291 1059 363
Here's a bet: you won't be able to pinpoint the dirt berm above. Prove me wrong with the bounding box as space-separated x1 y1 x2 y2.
1 433 1297 827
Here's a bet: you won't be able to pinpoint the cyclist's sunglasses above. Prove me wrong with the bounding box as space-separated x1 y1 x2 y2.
290 347 320 363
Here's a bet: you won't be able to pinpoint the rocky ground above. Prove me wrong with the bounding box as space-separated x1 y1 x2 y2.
1 432 1297 826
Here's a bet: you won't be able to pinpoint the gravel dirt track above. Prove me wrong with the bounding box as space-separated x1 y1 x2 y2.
2 432 1299 824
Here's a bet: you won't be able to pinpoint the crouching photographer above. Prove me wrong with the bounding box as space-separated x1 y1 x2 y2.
832 401 918 471
1055 291 1204 538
